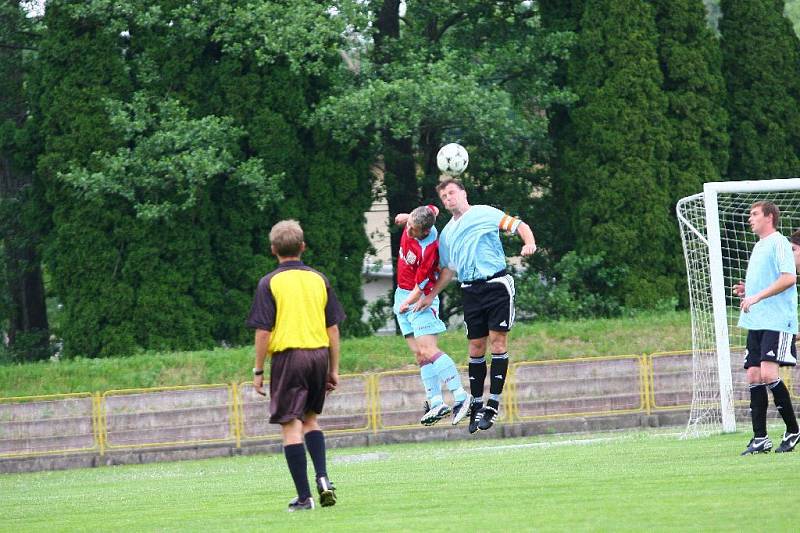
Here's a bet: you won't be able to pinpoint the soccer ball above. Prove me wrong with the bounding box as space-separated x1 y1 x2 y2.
436 143 469 176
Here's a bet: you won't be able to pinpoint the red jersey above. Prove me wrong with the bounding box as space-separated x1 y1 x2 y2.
397 225 440 295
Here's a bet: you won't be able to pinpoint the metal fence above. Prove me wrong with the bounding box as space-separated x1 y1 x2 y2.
1 352 798 459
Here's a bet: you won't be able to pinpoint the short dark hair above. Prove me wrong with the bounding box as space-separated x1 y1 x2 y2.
752 201 780 228
436 177 465 194
790 229 800 247
269 220 304 257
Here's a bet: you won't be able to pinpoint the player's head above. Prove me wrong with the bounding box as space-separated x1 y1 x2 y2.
436 178 467 213
269 219 305 258
749 201 779 235
408 205 436 239
790 230 800 268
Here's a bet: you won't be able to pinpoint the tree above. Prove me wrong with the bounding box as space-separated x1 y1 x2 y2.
720 0 800 181
28 0 374 356
0 0 50 360
549 0 674 307
653 0 729 300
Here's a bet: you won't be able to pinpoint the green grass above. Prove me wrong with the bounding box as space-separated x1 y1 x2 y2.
0 310 691 398
0 427 796 531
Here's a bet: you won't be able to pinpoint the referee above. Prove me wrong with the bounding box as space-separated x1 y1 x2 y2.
246 220 345 511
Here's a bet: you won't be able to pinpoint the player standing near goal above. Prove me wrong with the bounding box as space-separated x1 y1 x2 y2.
393 205 472 426
246 220 345 511
415 178 537 433
734 201 800 455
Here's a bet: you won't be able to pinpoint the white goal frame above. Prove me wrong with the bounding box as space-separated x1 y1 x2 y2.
677 178 800 435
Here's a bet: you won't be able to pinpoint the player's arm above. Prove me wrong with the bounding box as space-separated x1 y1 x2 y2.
394 213 410 226
399 285 423 313
516 221 537 257
740 272 797 312
326 325 340 391
253 329 271 396
414 267 454 311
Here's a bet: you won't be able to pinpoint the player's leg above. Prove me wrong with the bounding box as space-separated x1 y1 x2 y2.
741 330 772 455
477 276 515 431
411 304 454 425
477 330 509 431
463 285 489 433
761 332 800 452
408 335 443 423
417 335 471 425
397 297 440 422
411 300 471 424
465 337 488 433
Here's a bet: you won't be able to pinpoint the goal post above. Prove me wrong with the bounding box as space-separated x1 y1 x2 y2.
677 178 800 437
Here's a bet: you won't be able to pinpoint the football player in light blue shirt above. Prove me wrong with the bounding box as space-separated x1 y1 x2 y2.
416 177 536 434
734 201 799 455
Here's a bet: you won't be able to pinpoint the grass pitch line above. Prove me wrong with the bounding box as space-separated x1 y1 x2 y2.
465 430 683 453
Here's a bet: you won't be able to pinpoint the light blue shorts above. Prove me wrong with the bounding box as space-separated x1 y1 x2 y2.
393 288 447 338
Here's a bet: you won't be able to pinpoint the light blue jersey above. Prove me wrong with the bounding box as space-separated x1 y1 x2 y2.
738 232 798 334
439 205 520 282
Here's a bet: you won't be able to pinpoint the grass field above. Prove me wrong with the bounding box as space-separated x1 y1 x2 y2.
2 426 797 532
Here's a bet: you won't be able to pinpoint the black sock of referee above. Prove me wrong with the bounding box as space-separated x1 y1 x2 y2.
749 383 768 438
304 430 328 480
468 356 487 399
283 443 311 501
768 378 800 434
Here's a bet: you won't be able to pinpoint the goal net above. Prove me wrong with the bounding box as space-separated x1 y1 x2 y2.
676 178 800 438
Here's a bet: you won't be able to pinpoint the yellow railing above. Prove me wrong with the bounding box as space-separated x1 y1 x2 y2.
4 351 798 459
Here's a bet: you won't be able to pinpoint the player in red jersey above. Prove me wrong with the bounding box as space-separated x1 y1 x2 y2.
394 205 471 426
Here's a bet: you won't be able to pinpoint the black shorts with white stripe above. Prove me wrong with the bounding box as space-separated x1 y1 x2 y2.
461 273 515 340
744 329 798 369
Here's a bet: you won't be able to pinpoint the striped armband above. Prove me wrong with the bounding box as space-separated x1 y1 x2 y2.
499 214 521 234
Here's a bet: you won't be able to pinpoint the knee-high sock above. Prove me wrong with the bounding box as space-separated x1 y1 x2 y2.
420 362 442 406
431 352 467 402
468 356 487 399
304 430 328 480
750 383 768 438
768 378 800 434
283 443 311 501
489 352 509 397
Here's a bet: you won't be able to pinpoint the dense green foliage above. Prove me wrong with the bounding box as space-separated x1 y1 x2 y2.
0 1 50 361
720 0 800 180
18 0 373 357
4 1 800 359
653 0 729 302
549 0 674 308
516 252 628 320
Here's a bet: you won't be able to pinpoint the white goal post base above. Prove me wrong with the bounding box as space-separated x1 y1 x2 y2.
677 178 800 437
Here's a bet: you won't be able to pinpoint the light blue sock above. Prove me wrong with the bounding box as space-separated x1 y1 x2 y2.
431 353 467 403
420 363 443 407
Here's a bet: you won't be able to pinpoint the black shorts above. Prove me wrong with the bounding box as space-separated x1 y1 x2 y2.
744 330 798 369
460 273 515 340
269 348 330 424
